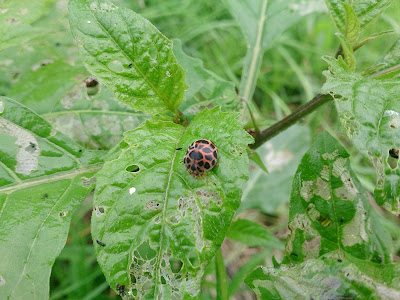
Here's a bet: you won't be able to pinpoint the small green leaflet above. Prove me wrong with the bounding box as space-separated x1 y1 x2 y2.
226 219 283 249
325 0 393 36
68 0 187 116
246 251 400 299
0 97 103 299
92 108 253 299
322 56 400 213
286 131 391 263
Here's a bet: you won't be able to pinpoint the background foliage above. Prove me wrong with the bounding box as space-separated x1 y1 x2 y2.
0 0 400 299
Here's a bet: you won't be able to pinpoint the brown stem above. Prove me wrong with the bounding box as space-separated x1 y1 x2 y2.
251 93 333 149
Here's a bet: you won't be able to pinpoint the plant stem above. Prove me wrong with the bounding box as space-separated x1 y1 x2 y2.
251 93 333 149
238 0 268 101
215 248 229 300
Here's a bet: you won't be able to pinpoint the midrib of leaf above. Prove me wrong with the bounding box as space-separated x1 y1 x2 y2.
240 0 268 101
328 158 343 258
84 4 175 113
154 129 185 293
0 194 9 220
9 179 74 298
41 110 146 118
0 164 102 194
0 160 22 183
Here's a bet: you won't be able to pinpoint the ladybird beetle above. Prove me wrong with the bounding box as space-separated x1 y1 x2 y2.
184 139 218 177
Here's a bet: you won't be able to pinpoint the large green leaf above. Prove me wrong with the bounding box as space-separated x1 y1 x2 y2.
246 251 400 299
92 107 253 299
0 0 56 51
8 61 148 149
68 0 187 116
0 97 103 299
173 39 241 120
325 0 393 35
286 131 391 264
322 56 400 213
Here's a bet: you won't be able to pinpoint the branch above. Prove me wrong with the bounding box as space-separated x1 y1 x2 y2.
251 93 333 149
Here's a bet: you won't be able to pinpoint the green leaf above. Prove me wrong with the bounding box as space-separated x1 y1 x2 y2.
0 0 56 51
226 219 283 249
325 0 393 35
245 252 400 299
368 37 400 79
173 39 241 120
322 56 400 213
92 107 253 298
0 97 103 299
247 148 268 173
287 131 391 263
241 125 311 214
342 3 360 45
335 33 356 70
8 61 87 114
68 0 187 116
8 61 148 149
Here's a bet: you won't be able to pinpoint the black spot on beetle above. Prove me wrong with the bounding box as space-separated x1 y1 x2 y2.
198 160 204 167
198 139 209 144
213 151 218 159
204 154 213 161
204 162 211 169
189 151 203 160
197 166 202 172
212 160 216 166
191 164 196 171
209 143 215 149
96 240 106 246
197 144 204 150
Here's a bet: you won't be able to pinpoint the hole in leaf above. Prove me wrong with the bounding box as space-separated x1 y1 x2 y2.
58 211 68 217
136 240 156 260
388 148 399 169
95 206 105 216
84 77 100 98
149 46 157 60
116 284 125 296
0 275 4 286
146 200 160 210
107 60 124 73
126 164 140 173
169 258 183 273
317 215 332 227
188 251 200 268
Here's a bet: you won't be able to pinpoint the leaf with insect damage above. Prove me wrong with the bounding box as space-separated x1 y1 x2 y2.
91 107 253 299
0 97 103 299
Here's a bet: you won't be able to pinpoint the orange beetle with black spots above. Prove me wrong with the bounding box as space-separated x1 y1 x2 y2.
184 139 218 177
